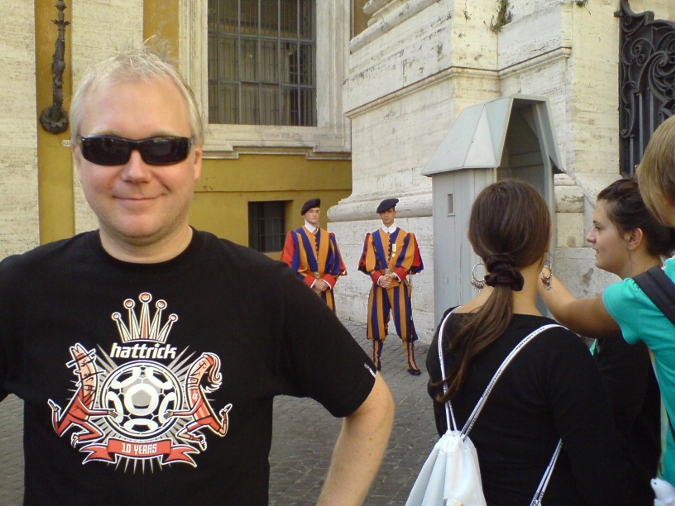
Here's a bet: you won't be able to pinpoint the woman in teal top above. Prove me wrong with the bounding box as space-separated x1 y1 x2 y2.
539 115 675 488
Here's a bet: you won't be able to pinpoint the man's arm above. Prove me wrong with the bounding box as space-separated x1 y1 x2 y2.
280 231 297 268
317 373 394 506
538 273 621 338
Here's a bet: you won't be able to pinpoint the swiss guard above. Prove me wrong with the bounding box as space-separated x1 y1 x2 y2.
358 198 424 375
281 198 347 313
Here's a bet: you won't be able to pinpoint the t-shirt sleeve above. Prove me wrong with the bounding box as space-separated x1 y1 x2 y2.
275 263 376 418
603 279 643 344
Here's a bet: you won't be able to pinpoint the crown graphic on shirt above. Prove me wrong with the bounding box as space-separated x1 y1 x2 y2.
112 292 178 344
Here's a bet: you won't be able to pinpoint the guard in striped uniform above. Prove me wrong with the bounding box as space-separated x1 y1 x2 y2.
281 198 347 313
358 198 424 375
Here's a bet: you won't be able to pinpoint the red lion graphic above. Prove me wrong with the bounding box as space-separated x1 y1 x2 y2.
166 352 231 450
48 344 116 446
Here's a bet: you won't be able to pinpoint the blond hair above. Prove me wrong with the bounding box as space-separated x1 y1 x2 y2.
636 115 675 225
70 41 203 145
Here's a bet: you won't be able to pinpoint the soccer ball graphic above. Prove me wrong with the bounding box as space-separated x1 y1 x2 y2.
101 361 182 438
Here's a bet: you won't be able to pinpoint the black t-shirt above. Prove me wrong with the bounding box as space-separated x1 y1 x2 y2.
593 336 661 505
0 230 376 505
426 310 635 506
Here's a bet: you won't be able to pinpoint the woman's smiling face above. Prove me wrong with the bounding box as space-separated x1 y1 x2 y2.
585 200 632 277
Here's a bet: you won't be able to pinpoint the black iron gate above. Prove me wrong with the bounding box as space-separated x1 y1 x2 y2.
618 0 675 176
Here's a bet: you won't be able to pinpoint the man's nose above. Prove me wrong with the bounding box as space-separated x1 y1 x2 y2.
122 150 152 180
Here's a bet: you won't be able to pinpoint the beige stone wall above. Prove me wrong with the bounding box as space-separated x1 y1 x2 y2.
71 0 145 235
629 0 674 20
0 1 39 259
496 1 623 299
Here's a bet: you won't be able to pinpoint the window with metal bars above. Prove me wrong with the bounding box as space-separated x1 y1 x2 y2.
248 201 287 252
208 0 316 126
618 0 675 176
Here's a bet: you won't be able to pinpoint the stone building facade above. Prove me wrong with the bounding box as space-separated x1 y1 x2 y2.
330 0 675 341
3 1 674 343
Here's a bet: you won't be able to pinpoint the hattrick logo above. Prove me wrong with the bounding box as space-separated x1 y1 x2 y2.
47 293 232 470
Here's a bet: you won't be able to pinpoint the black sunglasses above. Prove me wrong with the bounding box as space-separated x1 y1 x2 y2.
78 135 193 166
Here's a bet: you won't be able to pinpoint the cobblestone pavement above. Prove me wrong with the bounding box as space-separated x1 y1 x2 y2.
0 319 438 505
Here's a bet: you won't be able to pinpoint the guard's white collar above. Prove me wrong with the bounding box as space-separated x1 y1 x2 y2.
304 221 319 234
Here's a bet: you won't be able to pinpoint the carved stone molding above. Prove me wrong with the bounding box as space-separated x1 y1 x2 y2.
350 0 440 53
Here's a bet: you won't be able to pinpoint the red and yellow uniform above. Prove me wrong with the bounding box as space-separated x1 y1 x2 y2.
358 226 424 372
281 226 346 313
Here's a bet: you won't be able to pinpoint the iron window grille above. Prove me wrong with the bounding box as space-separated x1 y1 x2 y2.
618 0 675 176
248 201 286 252
208 0 317 126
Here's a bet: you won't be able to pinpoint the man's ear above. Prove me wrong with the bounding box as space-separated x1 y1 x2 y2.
192 145 203 181
72 142 83 182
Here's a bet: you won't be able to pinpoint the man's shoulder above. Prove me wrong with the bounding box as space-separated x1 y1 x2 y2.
198 230 282 271
0 232 95 271
286 227 307 238
0 232 97 293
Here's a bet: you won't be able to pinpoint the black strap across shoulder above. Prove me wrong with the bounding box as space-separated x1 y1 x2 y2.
632 265 675 326
631 264 675 444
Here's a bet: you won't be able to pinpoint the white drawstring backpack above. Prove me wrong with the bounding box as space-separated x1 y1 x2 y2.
405 313 562 506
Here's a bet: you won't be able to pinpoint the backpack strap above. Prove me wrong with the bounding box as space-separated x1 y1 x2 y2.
436 310 561 435
460 323 561 438
630 265 675 445
437 310 458 431
530 439 563 506
632 265 675 326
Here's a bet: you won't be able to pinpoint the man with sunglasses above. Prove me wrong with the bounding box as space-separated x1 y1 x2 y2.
0 45 394 506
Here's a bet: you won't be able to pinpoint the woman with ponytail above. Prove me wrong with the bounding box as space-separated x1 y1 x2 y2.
425 180 634 505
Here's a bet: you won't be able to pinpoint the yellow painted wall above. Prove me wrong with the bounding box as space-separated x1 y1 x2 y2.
353 0 370 37
36 0 75 244
143 0 179 55
191 154 352 258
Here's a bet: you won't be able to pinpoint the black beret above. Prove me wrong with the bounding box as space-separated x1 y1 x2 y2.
376 198 399 214
301 198 321 215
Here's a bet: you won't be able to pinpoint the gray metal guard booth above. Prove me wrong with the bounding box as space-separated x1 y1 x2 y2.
422 95 563 325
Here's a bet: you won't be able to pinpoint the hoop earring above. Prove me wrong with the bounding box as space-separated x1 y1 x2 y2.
471 261 485 291
541 258 553 291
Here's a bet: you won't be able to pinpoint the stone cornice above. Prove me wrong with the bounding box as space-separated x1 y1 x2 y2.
350 0 441 53
346 47 572 119
346 66 497 119
327 191 432 222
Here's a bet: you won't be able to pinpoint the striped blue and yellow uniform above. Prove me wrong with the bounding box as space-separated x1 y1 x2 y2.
358 227 424 342
281 226 346 313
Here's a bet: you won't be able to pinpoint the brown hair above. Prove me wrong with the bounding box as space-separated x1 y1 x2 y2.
437 179 551 401
636 115 675 226
598 177 675 258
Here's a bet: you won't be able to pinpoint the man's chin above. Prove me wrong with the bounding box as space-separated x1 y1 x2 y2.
102 224 167 246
